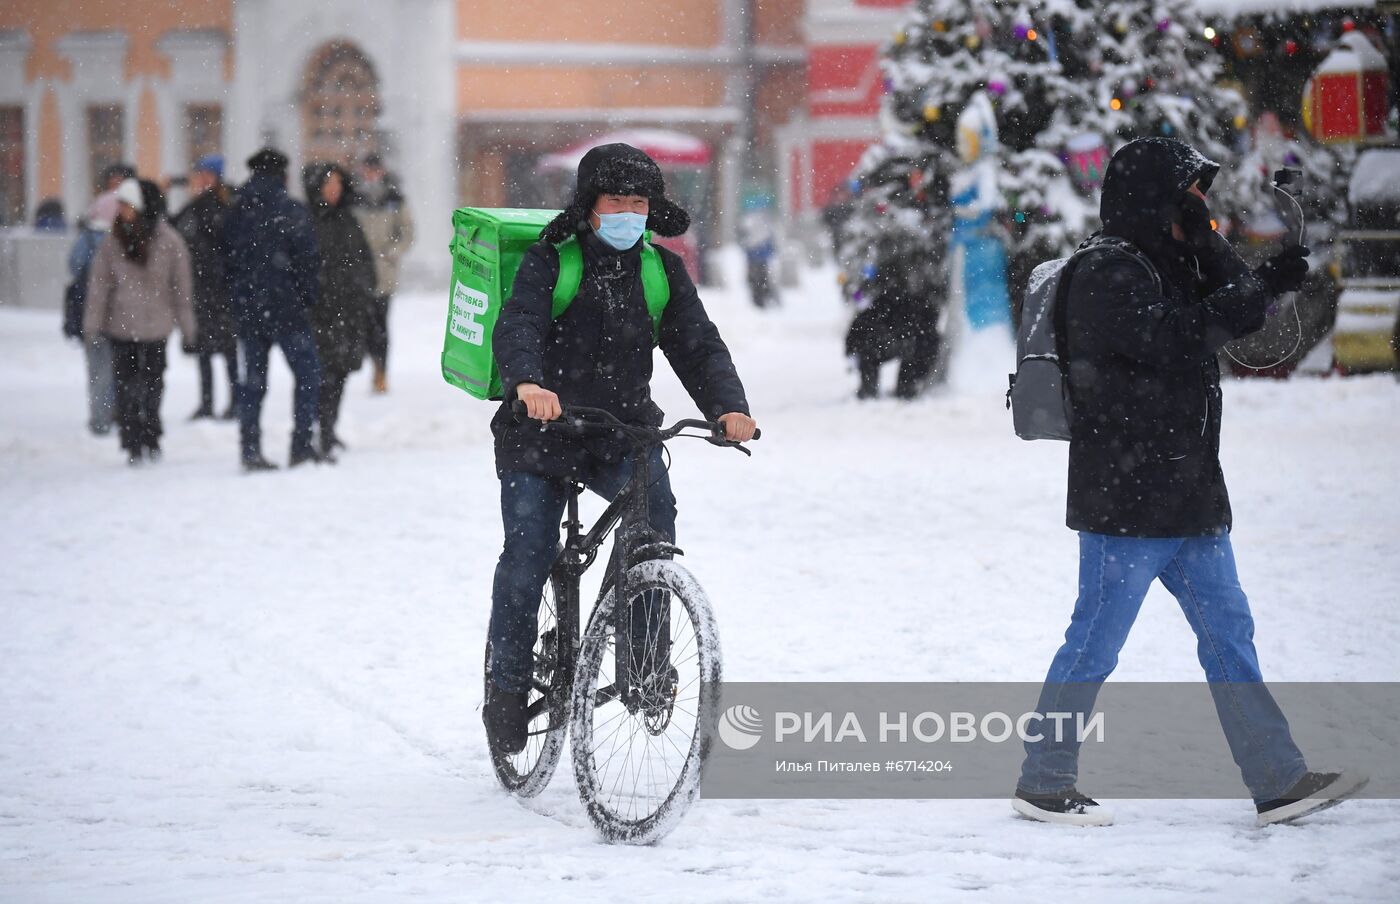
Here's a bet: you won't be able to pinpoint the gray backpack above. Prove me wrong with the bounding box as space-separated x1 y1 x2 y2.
1007 238 1161 441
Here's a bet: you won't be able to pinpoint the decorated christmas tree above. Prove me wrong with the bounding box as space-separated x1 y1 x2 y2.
838 0 1259 311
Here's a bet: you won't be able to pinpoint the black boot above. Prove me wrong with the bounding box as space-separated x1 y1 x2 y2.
289 446 326 468
241 451 278 472
189 405 214 420
856 359 881 400
484 680 530 755
219 402 238 421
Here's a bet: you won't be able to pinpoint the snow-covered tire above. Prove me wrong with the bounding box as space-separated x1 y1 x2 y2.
485 571 570 798
569 559 721 844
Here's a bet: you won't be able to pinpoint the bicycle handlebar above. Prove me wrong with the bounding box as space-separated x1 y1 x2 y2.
510 400 760 450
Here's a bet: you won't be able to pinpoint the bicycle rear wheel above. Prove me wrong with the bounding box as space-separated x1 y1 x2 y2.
485 570 571 797
570 559 721 844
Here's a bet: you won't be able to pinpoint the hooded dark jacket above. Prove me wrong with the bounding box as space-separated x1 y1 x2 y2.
491 229 749 480
223 171 320 335
303 164 375 374
172 183 235 351
1064 138 1274 537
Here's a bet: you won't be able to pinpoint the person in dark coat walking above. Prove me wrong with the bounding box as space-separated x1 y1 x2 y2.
302 162 375 459
172 154 238 420
223 147 323 470
1013 137 1364 828
845 252 941 400
483 143 757 754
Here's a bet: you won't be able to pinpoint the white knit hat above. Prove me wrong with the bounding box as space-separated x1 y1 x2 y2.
113 178 144 213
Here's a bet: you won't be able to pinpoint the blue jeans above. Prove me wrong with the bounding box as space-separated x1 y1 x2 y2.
237 327 321 459
489 449 677 694
1018 531 1307 803
84 335 115 433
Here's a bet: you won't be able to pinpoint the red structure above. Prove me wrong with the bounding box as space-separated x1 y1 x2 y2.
1302 31 1392 143
777 0 911 231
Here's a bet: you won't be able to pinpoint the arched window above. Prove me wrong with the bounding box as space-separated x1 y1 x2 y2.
301 42 380 167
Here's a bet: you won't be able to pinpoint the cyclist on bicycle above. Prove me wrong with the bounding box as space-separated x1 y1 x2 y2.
485 142 758 754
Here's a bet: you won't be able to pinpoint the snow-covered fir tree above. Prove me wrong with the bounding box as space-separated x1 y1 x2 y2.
838 0 1263 309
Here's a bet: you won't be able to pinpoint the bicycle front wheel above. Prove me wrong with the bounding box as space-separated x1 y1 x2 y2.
570 558 721 844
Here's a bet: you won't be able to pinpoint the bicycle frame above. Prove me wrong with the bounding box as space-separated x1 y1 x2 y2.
554 445 679 714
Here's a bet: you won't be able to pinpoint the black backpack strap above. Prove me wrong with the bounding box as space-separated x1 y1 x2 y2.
1053 240 1158 403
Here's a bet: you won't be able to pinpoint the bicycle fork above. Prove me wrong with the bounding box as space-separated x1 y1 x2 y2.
609 457 676 717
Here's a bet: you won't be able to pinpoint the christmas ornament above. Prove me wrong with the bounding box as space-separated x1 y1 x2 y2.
1065 132 1109 192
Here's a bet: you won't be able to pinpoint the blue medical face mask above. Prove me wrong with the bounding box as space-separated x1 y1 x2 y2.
592 210 647 250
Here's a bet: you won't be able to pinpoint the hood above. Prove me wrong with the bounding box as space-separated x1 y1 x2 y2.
1099 138 1219 254
302 162 354 213
540 142 691 244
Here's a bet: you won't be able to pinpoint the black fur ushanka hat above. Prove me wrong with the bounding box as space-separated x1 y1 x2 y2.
539 142 691 244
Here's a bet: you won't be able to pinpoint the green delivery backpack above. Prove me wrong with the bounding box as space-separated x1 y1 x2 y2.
441 207 671 401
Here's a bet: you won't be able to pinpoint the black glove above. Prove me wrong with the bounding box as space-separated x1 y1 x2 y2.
1254 245 1311 296
1177 194 1217 253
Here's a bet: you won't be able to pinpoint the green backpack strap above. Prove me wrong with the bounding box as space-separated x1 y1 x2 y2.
551 236 583 318
550 236 671 344
639 242 671 344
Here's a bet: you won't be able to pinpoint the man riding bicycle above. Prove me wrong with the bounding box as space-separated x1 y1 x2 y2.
484 143 757 754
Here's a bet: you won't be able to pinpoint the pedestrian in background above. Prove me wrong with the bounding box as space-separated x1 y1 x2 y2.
354 153 414 394
172 155 238 421
303 162 375 460
223 148 323 470
845 252 941 400
64 190 119 435
83 179 196 465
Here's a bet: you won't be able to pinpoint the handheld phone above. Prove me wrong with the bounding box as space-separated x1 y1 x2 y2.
1270 168 1305 249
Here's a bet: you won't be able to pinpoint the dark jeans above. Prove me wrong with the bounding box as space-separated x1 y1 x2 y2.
1018 531 1307 803
237 326 321 459
110 339 167 453
367 293 391 371
197 341 239 412
318 367 350 449
488 449 677 694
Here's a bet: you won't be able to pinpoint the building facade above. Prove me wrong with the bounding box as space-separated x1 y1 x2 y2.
0 0 811 284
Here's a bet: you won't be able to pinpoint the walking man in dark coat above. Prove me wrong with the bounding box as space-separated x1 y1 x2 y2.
483 143 757 754
1013 138 1365 828
303 162 375 459
172 154 238 420
223 147 323 470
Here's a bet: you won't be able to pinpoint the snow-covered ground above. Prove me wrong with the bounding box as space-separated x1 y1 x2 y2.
3 254 1398 902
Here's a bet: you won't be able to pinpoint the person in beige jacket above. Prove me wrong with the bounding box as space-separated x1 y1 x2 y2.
354 154 414 393
84 178 197 465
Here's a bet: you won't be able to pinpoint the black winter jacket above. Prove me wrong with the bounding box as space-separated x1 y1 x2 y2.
223 173 320 337
172 186 235 351
491 230 749 480
1064 139 1274 537
304 165 375 375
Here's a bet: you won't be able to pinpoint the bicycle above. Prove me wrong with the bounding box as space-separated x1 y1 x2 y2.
484 402 759 844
